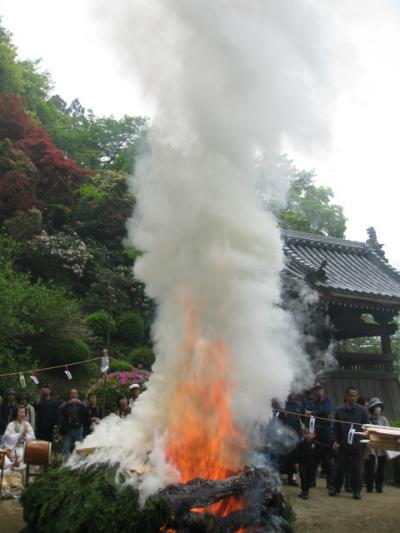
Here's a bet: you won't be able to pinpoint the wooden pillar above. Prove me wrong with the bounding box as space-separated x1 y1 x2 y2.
381 334 392 354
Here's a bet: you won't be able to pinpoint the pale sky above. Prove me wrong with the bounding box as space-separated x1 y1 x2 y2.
1 0 400 267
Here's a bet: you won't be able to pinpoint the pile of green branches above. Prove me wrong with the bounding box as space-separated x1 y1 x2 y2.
21 466 173 533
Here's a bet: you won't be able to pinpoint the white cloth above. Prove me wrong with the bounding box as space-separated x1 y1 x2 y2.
3 420 35 467
368 415 389 457
26 404 36 432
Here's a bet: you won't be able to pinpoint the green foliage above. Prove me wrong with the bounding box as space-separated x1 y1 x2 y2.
0 22 151 379
0 256 90 365
21 466 173 533
49 338 91 364
257 154 347 238
87 377 128 414
128 346 155 370
73 170 135 245
86 311 116 341
116 311 145 346
25 231 92 281
4 208 43 240
108 359 134 373
279 169 346 238
0 348 36 395
0 24 24 93
47 105 148 173
0 261 35 349
82 247 151 315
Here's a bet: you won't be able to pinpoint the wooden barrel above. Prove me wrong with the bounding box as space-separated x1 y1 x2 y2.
23 440 52 465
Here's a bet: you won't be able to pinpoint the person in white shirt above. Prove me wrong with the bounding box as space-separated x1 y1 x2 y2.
128 383 141 409
3 405 35 468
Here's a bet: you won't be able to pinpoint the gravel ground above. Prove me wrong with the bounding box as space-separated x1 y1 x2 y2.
284 478 400 533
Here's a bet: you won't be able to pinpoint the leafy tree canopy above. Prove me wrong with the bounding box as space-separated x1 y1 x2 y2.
257 154 347 238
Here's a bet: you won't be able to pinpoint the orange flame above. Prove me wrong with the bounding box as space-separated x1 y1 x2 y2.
165 306 247 531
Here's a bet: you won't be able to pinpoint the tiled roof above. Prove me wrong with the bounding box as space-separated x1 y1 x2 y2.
282 229 400 303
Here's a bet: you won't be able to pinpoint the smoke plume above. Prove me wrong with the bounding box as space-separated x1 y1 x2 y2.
75 0 340 498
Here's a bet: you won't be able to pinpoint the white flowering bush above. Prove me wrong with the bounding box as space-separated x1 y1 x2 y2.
32 231 92 277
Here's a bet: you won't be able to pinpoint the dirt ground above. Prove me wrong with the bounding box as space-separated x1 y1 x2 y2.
0 499 25 533
1 480 399 533
283 479 400 533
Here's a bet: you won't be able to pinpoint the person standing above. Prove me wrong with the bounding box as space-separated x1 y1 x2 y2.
116 396 131 418
298 427 319 499
35 385 59 442
18 393 36 431
329 386 369 499
84 393 103 437
306 383 333 488
0 387 18 444
364 397 389 493
281 392 303 486
59 389 89 462
128 383 141 409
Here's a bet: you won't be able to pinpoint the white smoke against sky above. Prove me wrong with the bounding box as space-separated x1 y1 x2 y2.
74 0 342 497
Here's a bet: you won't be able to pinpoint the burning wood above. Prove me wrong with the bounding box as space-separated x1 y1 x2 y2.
158 466 288 532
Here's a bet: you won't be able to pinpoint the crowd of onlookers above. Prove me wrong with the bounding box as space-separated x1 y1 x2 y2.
0 381 394 501
0 383 142 467
271 384 390 500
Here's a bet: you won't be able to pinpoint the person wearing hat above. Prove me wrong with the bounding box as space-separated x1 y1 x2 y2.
128 383 141 409
364 397 389 493
0 388 18 444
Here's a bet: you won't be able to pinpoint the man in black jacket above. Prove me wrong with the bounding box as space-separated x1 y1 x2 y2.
59 389 89 462
329 386 369 499
35 384 60 442
305 384 333 488
0 387 18 443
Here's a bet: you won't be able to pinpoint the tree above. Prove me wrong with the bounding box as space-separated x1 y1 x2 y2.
0 139 39 221
4 208 43 241
0 24 24 94
279 170 346 238
73 170 135 245
257 154 347 238
86 311 116 345
47 103 148 173
0 94 92 208
116 311 145 346
128 346 155 370
0 255 90 362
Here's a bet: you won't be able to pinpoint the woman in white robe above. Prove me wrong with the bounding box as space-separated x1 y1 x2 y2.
2 405 35 469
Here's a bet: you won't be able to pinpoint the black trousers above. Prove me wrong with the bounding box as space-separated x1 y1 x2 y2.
314 445 333 485
283 447 298 478
299 462 314 493
333 445 364 493
365 455 386 491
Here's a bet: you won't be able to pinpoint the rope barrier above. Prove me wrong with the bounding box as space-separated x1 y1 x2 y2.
273 408 368 428
0 357 103 378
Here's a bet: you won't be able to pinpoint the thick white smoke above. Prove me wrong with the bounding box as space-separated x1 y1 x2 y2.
74 0 340 498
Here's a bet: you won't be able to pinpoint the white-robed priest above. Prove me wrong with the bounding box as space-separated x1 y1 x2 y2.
2 405 35 469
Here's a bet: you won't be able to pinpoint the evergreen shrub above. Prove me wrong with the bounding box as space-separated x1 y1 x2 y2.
115 311 145 345
86 310 116 341
128 346 155 370
21 466 173 533
108 359 133 372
